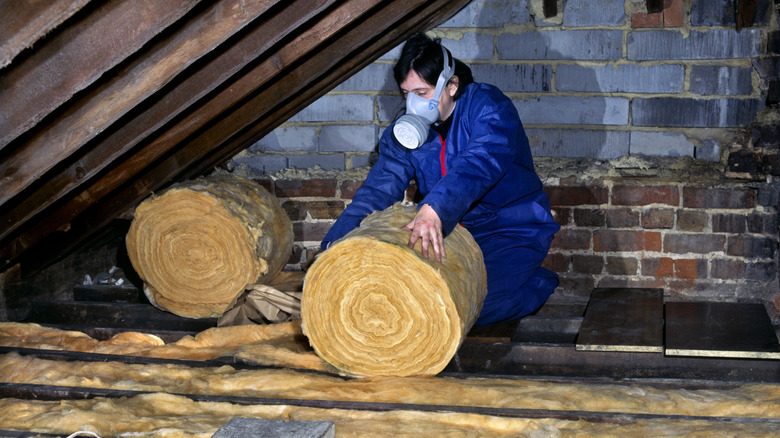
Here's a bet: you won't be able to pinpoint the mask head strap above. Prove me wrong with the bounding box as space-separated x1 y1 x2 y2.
428 46 454 110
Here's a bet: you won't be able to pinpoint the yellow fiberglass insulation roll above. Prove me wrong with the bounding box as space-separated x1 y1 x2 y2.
301 202 487 377
126 173 293 319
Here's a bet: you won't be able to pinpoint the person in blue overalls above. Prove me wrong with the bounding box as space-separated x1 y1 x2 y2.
321 33 560 326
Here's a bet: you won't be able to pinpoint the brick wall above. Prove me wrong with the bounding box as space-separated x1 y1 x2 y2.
232 0 776 172
231 0 780 323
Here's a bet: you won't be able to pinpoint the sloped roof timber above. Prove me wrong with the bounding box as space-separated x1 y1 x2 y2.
0 0 470 275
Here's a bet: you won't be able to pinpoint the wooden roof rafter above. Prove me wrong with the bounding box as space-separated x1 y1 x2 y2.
0 0 472 274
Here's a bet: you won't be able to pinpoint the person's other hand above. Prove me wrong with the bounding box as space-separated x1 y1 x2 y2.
403 204 446 262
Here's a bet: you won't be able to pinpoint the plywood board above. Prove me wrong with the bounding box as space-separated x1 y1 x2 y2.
665 301 780 360
576 288 664 353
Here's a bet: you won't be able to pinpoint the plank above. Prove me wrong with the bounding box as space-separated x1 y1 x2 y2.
576 288 664 353
0 0 274 211
512 316 582 344
447 342 780 382
0 0 202 152
665 301 780 360
0 0 470 273
0 0 92 68
25 301 218 332
0 0 331 250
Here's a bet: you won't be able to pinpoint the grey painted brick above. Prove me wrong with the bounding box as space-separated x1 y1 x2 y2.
514 96 629 125
440 33 495 61
440 0 531 27
260 155 289 173
690 0 771 26
627 30 761 61
633 97 765 127
378 43 402 61
288 154 345 171
350 153 376 169
696 139 722 162
334 63 395 92
319 125 378 152
290 95 374 122
556 64 684 93
690 66 753 96
563 0 626 27
498 30 623 60
471 64 551 92
629 131 695 157
377 95 404 123
526 128 630 158
251 127 318 152
232 155 287 175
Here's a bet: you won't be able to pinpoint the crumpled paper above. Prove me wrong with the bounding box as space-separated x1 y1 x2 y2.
218 283 302 326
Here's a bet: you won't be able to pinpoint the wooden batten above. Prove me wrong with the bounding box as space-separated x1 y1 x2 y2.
0 0 471 274
0 0 91 68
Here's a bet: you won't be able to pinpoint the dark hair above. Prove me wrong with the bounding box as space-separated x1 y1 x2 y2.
393 33 473 100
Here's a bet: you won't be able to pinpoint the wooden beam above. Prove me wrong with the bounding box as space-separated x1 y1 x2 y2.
0 0 92 68
0 0 202 151
0 0 330 243
1 0 469 272
0 0 275 209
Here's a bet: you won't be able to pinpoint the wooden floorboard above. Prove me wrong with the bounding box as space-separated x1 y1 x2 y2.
665 301 780 360
576 288 664 353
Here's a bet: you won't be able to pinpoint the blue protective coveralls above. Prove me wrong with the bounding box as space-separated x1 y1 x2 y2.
321 82 560 325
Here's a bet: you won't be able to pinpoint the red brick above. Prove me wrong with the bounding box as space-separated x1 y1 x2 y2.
338 179 364 199
631 11 663 27
674 259 705 280
573 208 606 227
282 200 345 221
551 207 572 226
605 256 638 275
546 186 608 207
663 233 726 254
683 187 754 209
663 0 683 27
572 254 604 274
642 257 674 277
747 211 779 234
550 228 591 250
712 213 746 233
292 221 332 242
254 177 274 194
676 209 708 232
593 230 661 252
596 277 666 290
641 207 674 229
606 208 640 228
543 252 570 273
276 178 338 198
745 261 777 281
727 236 777 259
711 258 746 279
287 244 319 269
612 185 679 206
558 275 595 296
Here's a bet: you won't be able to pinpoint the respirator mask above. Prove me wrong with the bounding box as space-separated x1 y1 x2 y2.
393 46 455 149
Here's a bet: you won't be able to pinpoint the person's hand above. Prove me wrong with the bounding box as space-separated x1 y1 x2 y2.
403 204 446 262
